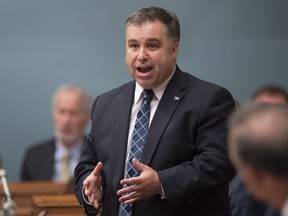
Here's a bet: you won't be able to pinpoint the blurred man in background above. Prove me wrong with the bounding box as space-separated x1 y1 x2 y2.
21 84 92 183
251 85 288 105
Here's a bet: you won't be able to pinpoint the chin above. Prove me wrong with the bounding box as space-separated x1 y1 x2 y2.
58 133 78 144
136 80 153 89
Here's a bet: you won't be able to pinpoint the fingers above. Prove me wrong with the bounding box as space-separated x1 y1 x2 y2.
84 185 102 208
83 162 103 208
120 176 140 187
117 183 139 197
117 176 144 205
84 162 103 187
118 190 141 204
92 201 101 209
120 159 146 186
118 159 146 197
118 160 162 205
86 194 101 209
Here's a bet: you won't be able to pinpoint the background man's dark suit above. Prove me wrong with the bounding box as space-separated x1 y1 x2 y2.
229 173 281 216
229 175 268 216
21 138 56 181
74 67 235 216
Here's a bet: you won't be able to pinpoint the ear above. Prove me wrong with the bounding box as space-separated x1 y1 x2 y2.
245 164 266 184
171 42 179 59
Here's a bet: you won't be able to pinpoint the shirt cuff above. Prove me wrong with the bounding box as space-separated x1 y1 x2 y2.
82 185 103 206
159 183 166 199
82 185 93 205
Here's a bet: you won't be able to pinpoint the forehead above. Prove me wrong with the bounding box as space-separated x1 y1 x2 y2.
55 91 83 108
126 20 167 39
254 94 288 105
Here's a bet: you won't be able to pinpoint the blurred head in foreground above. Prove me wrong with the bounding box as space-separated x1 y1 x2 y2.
228 103 288 211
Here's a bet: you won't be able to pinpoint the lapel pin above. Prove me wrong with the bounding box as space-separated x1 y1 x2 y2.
173 96 180 101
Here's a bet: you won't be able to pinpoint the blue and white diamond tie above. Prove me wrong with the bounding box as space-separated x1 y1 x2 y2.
120 89 154 216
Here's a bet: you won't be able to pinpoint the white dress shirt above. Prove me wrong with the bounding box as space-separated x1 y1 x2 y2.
52 140 82 182
125 71 175 168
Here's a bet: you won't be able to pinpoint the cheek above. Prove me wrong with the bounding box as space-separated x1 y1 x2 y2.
74 118 86 128
126 51 136 64
150 52 163 62
54 116 63 125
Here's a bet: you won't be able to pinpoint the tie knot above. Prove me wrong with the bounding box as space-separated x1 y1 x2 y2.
142 89 154 102
62 152 70 161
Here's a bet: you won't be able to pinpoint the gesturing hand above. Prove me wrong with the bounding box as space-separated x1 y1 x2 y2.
83 162 103 209
117 159 162 204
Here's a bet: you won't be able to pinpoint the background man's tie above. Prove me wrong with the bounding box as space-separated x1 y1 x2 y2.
60 152 72 183
120 89 154 216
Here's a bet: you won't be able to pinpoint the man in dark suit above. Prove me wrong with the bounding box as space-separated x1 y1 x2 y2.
74 7 235 216
21 84 91 182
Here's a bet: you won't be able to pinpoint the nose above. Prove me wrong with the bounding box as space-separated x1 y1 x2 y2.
137 47 148 62
61 112 72 125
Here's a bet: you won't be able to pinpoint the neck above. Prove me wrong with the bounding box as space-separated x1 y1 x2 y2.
60 138 81 149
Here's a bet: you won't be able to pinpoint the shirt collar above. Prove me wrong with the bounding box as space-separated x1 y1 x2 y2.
55 139 83 161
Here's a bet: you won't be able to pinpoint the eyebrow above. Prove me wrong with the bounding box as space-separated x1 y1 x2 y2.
127 38 161 43
146 38 161 43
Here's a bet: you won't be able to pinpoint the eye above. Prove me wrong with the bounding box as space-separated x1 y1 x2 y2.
148 43 159 50
128 43 139 49
58 109 65 115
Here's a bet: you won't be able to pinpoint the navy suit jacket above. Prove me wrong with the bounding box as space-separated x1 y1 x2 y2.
74 66 236 216
229 175 281 216
21 138 56 181
21 137 85 181
229 175 267 216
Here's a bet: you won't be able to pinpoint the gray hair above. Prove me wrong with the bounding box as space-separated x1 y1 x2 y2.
52 84 92 113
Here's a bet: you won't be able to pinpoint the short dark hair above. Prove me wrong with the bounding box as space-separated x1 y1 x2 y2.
252 84 288 104
125 6 180 43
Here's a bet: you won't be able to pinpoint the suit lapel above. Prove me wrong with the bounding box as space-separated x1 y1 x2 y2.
110 83 135 190
141 68 186 165
46 140 56 180
109 69 185 186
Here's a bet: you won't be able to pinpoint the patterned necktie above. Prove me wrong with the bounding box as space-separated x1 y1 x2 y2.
120 89 154 216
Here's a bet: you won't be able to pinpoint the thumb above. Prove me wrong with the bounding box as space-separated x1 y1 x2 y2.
132 158 146 172
92 162 103 176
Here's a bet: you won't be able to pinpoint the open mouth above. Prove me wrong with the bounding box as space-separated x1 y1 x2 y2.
137 66 153 73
